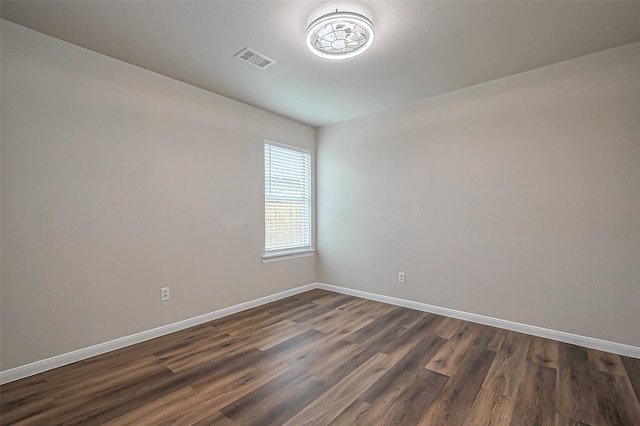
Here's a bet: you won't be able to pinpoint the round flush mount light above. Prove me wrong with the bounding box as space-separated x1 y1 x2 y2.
305 10 375 60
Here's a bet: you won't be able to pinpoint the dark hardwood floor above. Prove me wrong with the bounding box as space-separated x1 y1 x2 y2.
2 289 639 425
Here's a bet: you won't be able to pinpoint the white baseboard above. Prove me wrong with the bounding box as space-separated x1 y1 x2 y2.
316 283 640 359
0 283 318 385
3 281 638 385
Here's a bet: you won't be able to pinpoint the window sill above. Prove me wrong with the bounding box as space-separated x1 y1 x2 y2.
262 249 315 263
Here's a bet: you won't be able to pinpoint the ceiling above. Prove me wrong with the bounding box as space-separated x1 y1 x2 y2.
3 1 640 128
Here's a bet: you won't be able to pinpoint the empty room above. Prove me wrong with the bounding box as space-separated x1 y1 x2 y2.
1 1 639 424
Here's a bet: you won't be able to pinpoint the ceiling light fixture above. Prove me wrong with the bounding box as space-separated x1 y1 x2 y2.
305 10 374 60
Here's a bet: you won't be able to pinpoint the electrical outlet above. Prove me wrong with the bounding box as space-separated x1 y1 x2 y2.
399 272 406 283
161 287 170 301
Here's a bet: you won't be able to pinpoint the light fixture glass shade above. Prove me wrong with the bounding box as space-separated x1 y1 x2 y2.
306 11 374 60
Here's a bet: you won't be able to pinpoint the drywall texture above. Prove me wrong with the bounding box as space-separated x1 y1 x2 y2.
318 42 640 347
0 21 316 370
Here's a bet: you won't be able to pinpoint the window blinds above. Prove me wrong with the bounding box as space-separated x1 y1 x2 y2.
264 142 311 253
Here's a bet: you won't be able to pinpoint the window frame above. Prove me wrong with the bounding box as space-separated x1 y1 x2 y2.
262 140 314 263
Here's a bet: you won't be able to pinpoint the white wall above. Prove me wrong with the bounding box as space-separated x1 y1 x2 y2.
2 18 639 373
0 20 316 370
317 42 640 347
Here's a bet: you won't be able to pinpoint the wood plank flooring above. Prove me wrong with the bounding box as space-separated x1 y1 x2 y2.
2 289 639 425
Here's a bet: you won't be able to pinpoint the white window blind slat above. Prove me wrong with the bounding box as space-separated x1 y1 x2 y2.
264 142 311 253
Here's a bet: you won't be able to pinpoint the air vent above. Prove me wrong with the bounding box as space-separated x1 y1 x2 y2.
234 47 277 70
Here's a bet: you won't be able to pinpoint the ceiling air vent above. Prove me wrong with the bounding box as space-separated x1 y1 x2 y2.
234 47 277 70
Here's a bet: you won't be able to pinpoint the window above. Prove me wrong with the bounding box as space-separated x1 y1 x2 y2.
264 141 312 259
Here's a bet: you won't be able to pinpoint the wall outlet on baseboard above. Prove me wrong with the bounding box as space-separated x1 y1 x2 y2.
161 287 170 301
398 272 406 283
